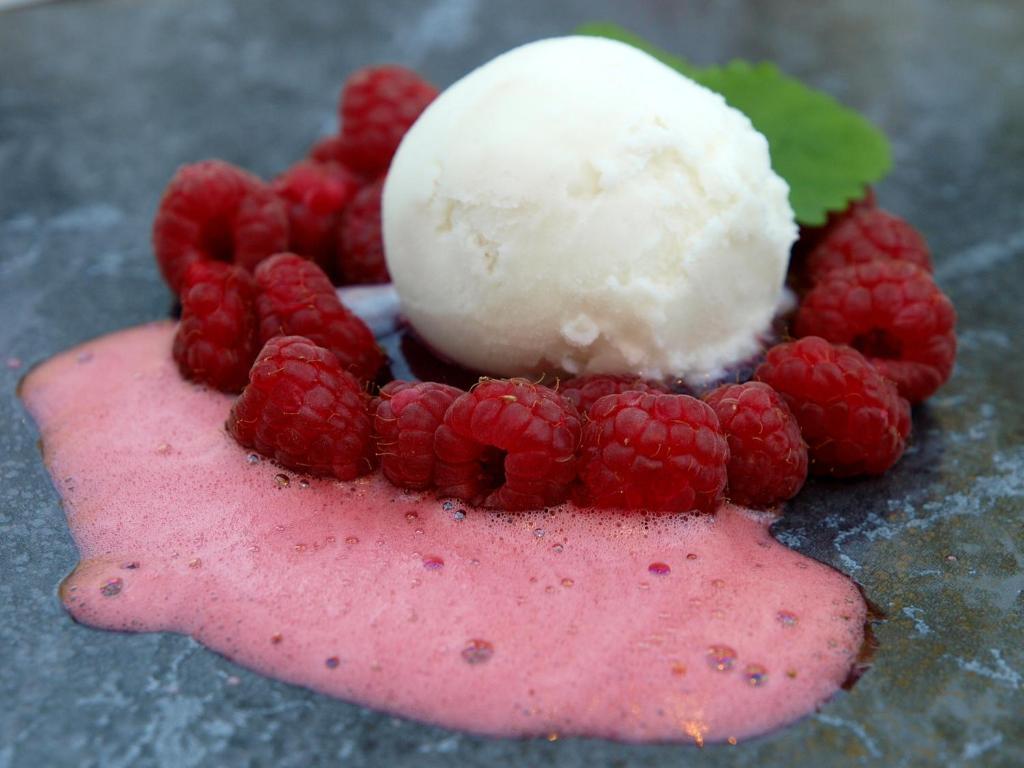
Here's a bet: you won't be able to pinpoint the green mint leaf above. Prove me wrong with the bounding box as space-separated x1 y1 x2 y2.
575 22 892 225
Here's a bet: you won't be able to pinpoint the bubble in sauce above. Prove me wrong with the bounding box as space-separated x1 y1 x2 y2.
100 577 123 597
707 645 737 672
745 664 768 687
461 639 494 664
777 610 798 628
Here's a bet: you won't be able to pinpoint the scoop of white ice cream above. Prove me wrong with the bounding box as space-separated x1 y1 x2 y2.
382 36 796 383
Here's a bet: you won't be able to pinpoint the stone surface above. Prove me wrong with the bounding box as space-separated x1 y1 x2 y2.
1 0 1022 766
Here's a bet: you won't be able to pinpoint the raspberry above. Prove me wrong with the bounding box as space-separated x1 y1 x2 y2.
578 392 728 513
172 261 259 393
337 178 388 284
373 380 464 490
805 208 932 286
755 337 911 477
272 161 359 275
794 188 877 260
227 336 373 479
704 382 808 507
559 374 669 417
794 261 957 403
253 253 383 381
434 379 581 510
153 160 289 294
339 65 437 175
307 135 372 181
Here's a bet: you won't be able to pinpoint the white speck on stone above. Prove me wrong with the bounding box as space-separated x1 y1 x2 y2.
901 606 932 636
962 731 1003 760
954 648 1021 690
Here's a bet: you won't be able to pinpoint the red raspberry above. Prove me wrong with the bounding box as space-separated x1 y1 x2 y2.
578 392 728 513
805 208 932 286
307 135 371 180
794 261 956 403
755 337 911 477
434 379 581 510
559 374 670 417
704 382 808 507
272 161 359 275
153 160 289 294
227 336 373 479
794 188 877 260
308 135 349 165
253 253 383 381
339 66 438 175
172 261 259 393
373 380 464 490
337 178 388 284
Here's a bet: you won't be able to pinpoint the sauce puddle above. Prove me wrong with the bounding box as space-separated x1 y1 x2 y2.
21 321 867 744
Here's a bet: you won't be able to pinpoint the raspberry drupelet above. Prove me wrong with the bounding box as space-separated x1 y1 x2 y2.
434 379 582 510
172 260 259 393
794 260 957 403
253 253 383 381
578 391 729 513
755 336 911 477
559 373 670 417
704 381 808 508
153 160 289 295
373 380 464 490
227 336 373 480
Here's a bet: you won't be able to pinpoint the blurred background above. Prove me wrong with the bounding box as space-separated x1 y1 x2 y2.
2 1 1022 767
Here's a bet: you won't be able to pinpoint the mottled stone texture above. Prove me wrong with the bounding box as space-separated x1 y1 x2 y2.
1 0 1022 766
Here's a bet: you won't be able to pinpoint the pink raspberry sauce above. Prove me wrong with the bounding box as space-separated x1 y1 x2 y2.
21 322 867 745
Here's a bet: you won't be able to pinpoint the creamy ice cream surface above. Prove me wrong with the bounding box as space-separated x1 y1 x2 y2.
383 36 796 383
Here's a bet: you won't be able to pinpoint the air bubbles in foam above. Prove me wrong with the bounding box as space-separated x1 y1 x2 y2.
777 611 798 628
325 656 340 669
744 664 768 687
345 536 359 545
423 555 444 570
648 562 671 576
461 639 494 664
100 577 123 597
274 474 290 488
247 453 261 465
707 645 737 672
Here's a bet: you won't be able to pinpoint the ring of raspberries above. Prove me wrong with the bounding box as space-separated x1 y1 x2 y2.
157 64 957 514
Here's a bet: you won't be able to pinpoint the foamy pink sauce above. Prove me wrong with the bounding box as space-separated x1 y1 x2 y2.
21 322 866 745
